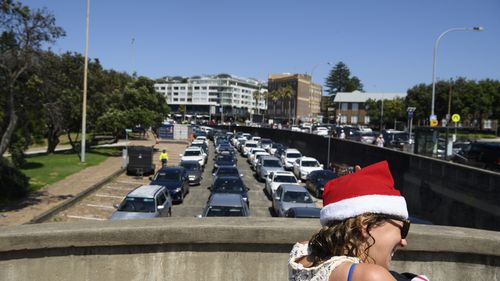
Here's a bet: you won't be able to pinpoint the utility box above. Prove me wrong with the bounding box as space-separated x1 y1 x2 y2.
127 146 155 176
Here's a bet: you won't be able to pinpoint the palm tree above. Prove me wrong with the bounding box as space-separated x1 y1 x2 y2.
269 89 281 117
281 86 295 124
252 90 261 114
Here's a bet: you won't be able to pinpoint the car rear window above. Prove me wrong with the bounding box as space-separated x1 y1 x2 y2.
207 206 244 217
287 153 301 158
118 197 155 213
283 191 313 203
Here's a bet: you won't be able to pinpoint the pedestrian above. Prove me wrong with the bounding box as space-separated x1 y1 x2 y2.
339 130 346 139
376 134 385 147
288 161 429 281
159 149 169 167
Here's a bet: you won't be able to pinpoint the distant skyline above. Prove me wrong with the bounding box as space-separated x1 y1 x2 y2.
22 0 500 93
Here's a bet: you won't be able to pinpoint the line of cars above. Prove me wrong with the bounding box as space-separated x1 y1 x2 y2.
231 131 339 218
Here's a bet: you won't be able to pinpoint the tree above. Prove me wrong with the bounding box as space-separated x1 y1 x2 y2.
281 86 295 124
365 98 405 130
0 1 65 155
324 62 364 100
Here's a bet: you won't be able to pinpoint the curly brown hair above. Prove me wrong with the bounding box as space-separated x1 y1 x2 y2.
308 213 389 266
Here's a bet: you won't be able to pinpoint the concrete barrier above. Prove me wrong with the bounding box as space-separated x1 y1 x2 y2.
0 218 498 281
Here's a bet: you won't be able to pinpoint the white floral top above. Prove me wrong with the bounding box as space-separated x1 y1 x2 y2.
288 242 359 281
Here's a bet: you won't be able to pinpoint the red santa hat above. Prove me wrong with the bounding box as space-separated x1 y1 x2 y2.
320 161 408 226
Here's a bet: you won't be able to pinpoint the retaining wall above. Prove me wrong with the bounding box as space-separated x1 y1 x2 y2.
0 218 498 281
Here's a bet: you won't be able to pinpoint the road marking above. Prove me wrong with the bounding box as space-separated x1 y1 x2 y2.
86 204 115 209
95 194 123 199
66 215 106 221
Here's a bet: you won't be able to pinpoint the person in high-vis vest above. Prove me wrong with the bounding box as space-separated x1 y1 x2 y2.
159 149 169 167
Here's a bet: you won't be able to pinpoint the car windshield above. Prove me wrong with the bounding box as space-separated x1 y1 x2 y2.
287 153 301 158
282 191 313 203
213 178 245 192
181 163 199 170
246 143 258 148
118 197 155 213
206 206 244 217
393 133 409 142
184 150 201 156
315 172 336 182
215 168 239 177
154 170 181 181
263 160 282 167
274 176 297 183
217 155 234 162
261 139 272 144
302 161 319 167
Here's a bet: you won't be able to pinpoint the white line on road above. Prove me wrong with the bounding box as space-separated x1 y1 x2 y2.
66 215 106 221
95 194 123 199
86 204 115 209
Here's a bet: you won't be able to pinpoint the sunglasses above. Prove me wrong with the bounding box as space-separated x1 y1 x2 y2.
380 215 411 239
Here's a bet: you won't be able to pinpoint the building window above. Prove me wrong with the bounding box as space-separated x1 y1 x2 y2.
483 119 492 129
341 103 348 111
352 103 358 112
364 116 370 124
174 86 179 90
173 92 179 96
351 116 358 124
194 86 200 90
173 98 178 102
340 115 347 124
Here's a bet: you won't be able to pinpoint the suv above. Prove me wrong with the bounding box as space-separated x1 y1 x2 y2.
149 166 189 203
111 185 172 220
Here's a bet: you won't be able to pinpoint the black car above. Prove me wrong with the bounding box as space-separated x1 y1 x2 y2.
150 166 189 203
209 176 249 205
285 207 321 218
212 165 242 179
454 140 500 171
179 160 203 185
305 170 337 198
213 154 237 172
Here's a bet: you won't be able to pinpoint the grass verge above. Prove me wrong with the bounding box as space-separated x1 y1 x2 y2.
20 147 121 192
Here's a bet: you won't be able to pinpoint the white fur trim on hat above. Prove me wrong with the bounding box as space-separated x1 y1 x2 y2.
320 194 408 226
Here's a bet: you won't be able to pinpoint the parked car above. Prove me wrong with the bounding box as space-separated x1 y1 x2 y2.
382 129 410 149
312 127 329 136
247 148 267 163
272 184 316 217
180 146 207 167
305 169 337 198
212 165 243 180
349 131 376 144
149 166 189 203
292 156 323 180
200 193 250 217
265 171 300 196
110 184 172 220
285 207 321 219
179 160 203 185
259 138 273 150
256 156 284 181
281 148 302 170
250 151 270 170
268 142 286 155
242 141 258 156
454 140 500 171
210 176 249 205
213 154 237 172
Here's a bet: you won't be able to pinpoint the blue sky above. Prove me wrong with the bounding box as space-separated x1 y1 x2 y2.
22 0 500 93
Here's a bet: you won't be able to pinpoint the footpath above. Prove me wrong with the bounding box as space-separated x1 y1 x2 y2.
0 138 188 226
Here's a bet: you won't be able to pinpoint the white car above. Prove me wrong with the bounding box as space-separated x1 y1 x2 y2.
251 152 270 170
195 136 207 144
247 148 266 164
251 136 261 143
265 171 300 196
242 141 258 156
313 127 329 136
292 156 323 180
179 147 207 167
281 148 302 170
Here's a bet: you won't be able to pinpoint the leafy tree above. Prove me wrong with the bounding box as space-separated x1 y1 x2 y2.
0 0 65 155
324 62 364 100
365 97 406 129
281 86 295 124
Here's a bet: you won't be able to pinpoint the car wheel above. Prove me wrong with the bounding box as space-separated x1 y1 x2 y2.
179 192 184 203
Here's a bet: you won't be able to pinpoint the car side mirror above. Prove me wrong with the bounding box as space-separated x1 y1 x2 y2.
157 205 165 210
297 180 301 183
320 164 324 168
113 204 119 209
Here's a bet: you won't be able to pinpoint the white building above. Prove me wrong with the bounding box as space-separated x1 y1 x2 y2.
154 74 267 120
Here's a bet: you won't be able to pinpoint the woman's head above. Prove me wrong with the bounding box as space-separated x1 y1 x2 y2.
311 161 410 268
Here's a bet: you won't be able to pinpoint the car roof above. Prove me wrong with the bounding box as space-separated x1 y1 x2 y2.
285 148 301 153
279 184 308 192
185 146 203 151
127 185 164 198
274 171 295 176
209 193 244 207
300 157 318 161
261 156 280 161
180 160 200 165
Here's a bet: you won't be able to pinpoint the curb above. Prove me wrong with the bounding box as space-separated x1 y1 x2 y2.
29 167 125 224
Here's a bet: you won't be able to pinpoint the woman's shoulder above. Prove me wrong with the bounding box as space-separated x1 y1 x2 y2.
330 263 396 281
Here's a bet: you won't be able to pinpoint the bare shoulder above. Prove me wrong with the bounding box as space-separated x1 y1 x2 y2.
330 263 396 281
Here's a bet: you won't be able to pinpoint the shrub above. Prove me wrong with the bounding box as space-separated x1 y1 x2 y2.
0 158 29 199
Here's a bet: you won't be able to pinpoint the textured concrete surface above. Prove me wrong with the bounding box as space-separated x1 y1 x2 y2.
0 218 498 281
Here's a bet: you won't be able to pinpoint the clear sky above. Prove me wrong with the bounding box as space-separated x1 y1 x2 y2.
22 0 500 93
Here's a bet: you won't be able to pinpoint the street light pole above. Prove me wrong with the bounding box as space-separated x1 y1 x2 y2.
80 0 90 163
430 26 483 119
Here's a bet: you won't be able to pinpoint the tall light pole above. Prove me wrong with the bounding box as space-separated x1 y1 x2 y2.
80 0 90 163
309 62 332 122
430 26 483 119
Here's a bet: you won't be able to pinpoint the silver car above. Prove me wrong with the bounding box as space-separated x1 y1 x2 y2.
110 185 172 220
200 193 250 217
272 184 316 217
256 156 284 181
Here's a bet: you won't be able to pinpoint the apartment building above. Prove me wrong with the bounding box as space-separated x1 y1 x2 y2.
267 73 322 124
154 74 267 119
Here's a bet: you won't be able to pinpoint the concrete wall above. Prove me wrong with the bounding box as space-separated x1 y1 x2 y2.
0 218 499 281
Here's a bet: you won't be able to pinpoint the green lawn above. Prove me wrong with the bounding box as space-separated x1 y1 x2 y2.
20 148 121 192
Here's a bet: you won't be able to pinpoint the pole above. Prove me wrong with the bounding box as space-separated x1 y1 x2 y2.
80 0 90 163
431 27 483 119
380 98 384 130
327 135 331 169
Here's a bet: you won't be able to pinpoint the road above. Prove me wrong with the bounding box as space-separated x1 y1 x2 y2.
50 139 282 222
